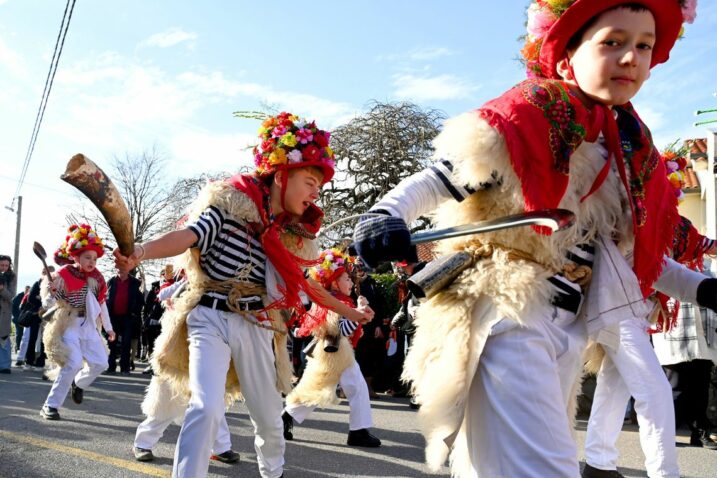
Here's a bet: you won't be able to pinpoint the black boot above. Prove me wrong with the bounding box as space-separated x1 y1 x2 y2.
40 405 60 420
282 411 294 441
347 428 381 447
582 463 624 478
691 429 717 449
71 380 84 404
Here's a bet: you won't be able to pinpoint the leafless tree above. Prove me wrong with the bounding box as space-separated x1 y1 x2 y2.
319 101 445 246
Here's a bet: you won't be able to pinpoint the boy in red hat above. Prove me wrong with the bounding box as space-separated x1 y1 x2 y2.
40 224 116 421
352 1 713 477
282 248 381 448
114 112 372 478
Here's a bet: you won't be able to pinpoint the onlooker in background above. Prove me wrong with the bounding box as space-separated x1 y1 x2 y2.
653 285 717 449
12 285 30 356
107 265 144 375
16 267 54 368
353 264 388 398
0 254 18 373
141 264 174 373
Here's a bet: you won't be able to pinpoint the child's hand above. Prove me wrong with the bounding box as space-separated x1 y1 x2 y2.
107 331 117 342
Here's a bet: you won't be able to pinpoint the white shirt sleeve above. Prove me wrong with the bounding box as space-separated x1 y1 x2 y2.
100 301 113 333
653 256 706 304
158 280 184 302
371 159 488 223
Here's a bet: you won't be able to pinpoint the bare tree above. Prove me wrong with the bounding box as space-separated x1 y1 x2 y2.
66 146 172 284
319 101 445 246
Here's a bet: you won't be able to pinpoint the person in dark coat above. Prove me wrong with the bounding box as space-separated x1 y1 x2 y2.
106 265 144 374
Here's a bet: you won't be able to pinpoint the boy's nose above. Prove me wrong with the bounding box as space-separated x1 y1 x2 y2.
620 47 638 66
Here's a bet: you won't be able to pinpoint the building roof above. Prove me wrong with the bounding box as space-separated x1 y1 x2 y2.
685 138 708 159
416 242 437 262
683 167 700 190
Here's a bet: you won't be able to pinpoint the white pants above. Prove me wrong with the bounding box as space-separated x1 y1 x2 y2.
45 316 108 409
135 411 232 454
285 361 373 431
585 318 678 478
17 325 31 361
172 306 284 478
465 303 586 478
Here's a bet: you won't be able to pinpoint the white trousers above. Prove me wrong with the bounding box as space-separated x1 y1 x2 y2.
45 317 108 409
585 318 678 478
172 306 284 478
135 411 232 454
465 303 586 478
17 325 31 361
285 361 373 431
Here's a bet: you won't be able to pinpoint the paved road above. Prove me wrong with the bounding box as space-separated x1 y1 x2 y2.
1 365 716 477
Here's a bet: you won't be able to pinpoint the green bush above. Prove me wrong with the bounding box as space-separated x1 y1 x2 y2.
371 273 402 317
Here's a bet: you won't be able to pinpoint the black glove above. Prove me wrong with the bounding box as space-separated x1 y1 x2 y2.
351 212 416 268
696 278 717 312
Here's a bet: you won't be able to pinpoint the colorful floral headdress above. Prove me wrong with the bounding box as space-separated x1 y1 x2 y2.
309 248 355 288
53 242 74 266
661 141 690 202
63 223 105 258
521 0 698 78
252 112 335 184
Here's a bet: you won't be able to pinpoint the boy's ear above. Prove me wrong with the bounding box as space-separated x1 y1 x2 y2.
556 57 572 81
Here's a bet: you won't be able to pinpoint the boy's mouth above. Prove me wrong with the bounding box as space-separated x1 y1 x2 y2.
612 76 635 84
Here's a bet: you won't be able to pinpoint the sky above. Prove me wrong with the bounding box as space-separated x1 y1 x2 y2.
1 0 717 289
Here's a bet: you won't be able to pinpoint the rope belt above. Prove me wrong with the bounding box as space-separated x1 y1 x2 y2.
202 279 287 335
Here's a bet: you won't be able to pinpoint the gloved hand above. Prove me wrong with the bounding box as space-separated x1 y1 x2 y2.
351 212 415 269
696 278 717 312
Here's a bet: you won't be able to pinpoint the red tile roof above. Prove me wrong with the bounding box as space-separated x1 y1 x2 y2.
416 242 437 262
683 167 700 190
685 138 708 159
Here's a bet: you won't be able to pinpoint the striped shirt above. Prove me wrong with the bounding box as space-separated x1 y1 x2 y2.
188 205 267 301
339 317 359 337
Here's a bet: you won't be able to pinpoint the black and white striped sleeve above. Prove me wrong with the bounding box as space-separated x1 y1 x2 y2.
338 317 359 337
370 159 493 223
187 206 225 255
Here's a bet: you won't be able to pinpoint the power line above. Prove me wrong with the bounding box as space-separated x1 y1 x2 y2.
12 0 77 205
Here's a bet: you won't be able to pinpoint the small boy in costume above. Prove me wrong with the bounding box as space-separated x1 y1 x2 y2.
353 1 716 476
114 112 372 478
40 224 116 421
282 248 381 447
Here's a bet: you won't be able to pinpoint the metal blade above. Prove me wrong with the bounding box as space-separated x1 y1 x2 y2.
410 208 575 245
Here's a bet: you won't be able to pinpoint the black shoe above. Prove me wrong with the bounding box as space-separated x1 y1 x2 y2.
282 411 294 441
40 405 60 420
142 366 153 375
211 449 240 463
691 429 717 449
347 428 381 447
133 446 154 462
103 369 116 375
582 463 624 478
15 360 25 367
0 368 11 374
71 380 83 404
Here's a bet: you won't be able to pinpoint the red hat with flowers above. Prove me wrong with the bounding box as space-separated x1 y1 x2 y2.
63 223 105 258
309 248 355 288
253 112 335 184
521 0 697 79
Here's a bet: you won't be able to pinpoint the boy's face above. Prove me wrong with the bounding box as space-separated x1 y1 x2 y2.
280 168 323 217
0 259 9 273
564 8 655 106
74 250 98 273
332 272 353 296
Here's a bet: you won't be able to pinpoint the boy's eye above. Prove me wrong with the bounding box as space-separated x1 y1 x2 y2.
637 43 653 51
602 39 621 47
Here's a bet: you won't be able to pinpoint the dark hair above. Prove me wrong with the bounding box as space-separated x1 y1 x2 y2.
566 3 650 53
0 254 12 264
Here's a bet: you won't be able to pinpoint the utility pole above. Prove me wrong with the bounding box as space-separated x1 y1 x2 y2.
13 196 22 276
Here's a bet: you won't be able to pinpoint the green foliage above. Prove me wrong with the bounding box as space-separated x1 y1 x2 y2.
370 272 402 317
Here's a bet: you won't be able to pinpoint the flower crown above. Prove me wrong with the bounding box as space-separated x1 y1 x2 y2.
661 142 689 202
63 223 105 258
309 248 355 287
252 112 335 182
521 0 698 78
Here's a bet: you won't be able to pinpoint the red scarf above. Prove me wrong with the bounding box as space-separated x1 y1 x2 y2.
57 265 108 303
478 79 680 299
296 292 363 348
227 174 324 312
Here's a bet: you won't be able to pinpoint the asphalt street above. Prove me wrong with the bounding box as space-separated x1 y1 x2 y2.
1 364 716 477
